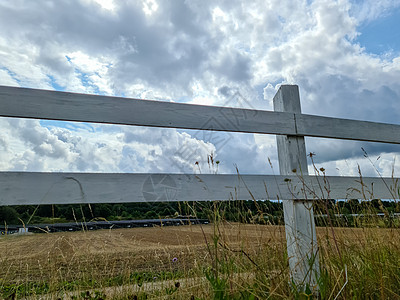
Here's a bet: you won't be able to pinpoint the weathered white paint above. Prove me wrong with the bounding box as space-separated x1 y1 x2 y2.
1 86 400 143
0 85 295 135
0 172 398 206
274 85 319 291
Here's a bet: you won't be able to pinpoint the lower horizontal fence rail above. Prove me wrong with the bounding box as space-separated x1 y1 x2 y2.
0 172 398 205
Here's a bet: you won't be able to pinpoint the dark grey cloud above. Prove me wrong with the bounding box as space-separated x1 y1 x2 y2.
215 52 252 82
300 75 400 124
296 73 400 165
0 1 239 94
305 138 399 164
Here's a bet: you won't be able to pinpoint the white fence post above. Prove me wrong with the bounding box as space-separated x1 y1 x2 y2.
273 85 320 291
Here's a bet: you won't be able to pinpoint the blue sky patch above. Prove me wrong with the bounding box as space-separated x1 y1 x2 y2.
48 75 64 91
1 67 21 84
40 119 96 132
356 7 400 56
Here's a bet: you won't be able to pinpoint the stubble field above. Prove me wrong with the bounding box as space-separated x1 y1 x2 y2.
1 223 400 299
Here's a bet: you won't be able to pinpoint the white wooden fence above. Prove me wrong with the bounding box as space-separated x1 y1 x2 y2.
0 84 399 291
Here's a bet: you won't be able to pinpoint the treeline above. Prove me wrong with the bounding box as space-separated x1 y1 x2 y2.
0 200 282 225
313 199 400 227
0 199 399 226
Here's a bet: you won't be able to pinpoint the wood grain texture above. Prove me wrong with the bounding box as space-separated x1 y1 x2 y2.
0 172 398 206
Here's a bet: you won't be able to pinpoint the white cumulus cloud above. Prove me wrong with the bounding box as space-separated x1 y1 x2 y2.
0 0 399 178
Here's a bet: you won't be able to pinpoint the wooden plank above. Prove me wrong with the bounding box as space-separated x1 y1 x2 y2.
0 85 295 135
273 85 319 291
1 86 400 144
0 172 398 206
296 114 400 144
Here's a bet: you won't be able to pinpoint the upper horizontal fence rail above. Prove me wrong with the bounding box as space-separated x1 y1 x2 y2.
0 86 295 136
1 86 400 144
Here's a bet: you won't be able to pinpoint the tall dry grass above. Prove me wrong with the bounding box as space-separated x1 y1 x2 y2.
1 154 400 299
1 215 400 299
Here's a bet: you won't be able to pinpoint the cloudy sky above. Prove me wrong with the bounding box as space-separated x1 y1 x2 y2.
0 0 400 177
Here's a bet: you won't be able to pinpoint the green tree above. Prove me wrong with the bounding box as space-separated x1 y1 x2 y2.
0 206 19 224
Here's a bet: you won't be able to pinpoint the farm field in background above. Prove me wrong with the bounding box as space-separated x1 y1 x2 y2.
1 222 400 299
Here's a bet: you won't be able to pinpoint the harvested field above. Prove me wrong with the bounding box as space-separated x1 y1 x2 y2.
0 224 285 282
1 223 400 299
